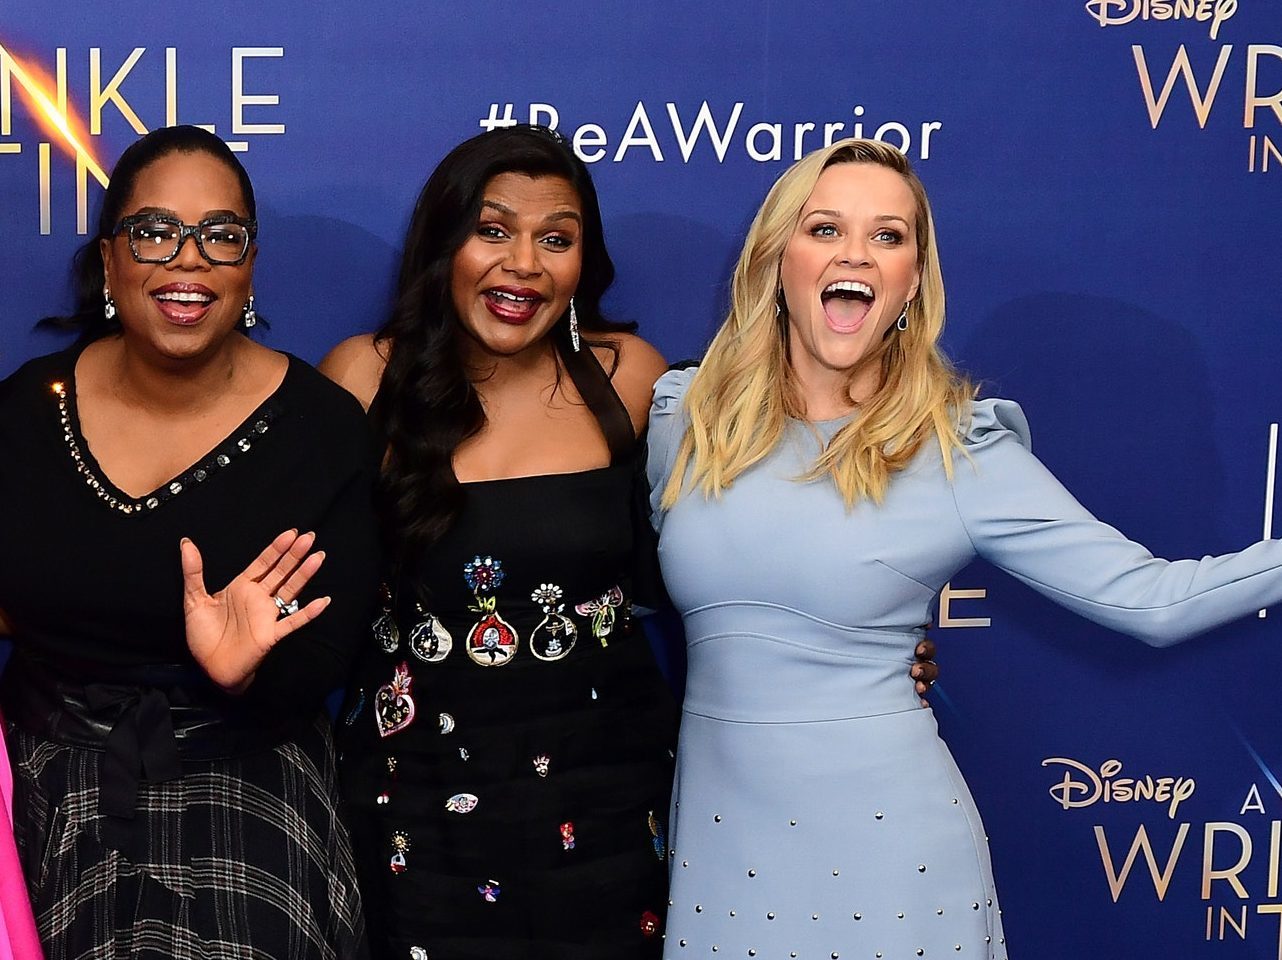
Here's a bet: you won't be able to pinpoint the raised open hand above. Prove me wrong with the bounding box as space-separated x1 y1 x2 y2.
181 529 331 693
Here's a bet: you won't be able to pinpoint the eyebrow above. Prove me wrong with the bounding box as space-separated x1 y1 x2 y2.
480 199 582 225
803 208 911 228
128 206 245 220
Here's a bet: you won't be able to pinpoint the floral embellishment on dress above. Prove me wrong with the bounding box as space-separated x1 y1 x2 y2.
374 662 416 738
532 754 551 778
463 555 520 666
389 831 410 873
560 821 576 850
529 583 578 661
575 585 626 647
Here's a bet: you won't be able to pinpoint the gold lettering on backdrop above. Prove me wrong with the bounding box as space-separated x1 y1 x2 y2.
1085 0 1238 40
1203 822 1253 898
1244 45 1282 128
1243 784 1268 815
1094 822 1190 901
231 47 285 135
1043 757 1196 818
1132 44 1233 128
938 583 991 628
89 47 146 135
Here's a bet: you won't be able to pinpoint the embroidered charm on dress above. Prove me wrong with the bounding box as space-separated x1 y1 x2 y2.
410 948 430 960
639 910 661 937
648 810 666 861
477 879 501 902
438 712 456 734
574 585 626 647
532 754 550 778
463 556 519 666
560 821 576 850
445 793 479 814
373 584 400 653
374 662 416 738
529 583 578 661
408 603 453 662
389 831 410 873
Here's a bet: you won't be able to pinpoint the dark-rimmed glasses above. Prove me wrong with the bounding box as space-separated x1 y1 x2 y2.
113 214 258 266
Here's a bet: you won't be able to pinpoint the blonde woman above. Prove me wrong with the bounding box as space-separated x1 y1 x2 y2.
647 139 1282 958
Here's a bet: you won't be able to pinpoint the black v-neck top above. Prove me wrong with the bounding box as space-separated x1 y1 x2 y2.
0 346 380 715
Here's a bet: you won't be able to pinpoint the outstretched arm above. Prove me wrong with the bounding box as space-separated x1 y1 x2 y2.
955 399 1282 646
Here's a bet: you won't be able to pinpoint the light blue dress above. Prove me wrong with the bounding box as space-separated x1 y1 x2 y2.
647 366 1282 960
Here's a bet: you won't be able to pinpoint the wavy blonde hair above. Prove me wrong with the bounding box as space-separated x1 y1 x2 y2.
662 138 974 509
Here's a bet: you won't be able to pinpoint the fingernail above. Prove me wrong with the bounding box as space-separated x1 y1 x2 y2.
179 537 191 547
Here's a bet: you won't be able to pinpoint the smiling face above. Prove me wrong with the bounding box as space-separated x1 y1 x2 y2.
99 150 255 362
450 172 583 360
779 161 921 407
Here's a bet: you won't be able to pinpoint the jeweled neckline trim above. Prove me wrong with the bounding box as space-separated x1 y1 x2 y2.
50 375 282 517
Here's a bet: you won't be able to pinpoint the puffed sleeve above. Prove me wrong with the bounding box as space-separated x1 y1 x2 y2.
950 398 1282 646
646 365 699 533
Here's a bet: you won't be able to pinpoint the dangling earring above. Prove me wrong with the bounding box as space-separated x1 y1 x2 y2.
896 299 911 332
568 297 580 353
103 286 117 321
242 294 257 329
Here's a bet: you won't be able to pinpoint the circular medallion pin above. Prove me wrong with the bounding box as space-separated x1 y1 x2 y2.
409 604 453 663
389 831 410 873
463 556 520 666
445 792 479 814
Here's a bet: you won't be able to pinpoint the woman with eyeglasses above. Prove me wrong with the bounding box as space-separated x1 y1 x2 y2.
0 125 379 959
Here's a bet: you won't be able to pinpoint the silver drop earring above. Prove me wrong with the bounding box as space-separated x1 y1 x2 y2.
569 297 580 353
103 286 117 321
242 294 257 329
896 300 911 332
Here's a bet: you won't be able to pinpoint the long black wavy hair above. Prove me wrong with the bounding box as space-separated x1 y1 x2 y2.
371 125 635 570
43 125 258 338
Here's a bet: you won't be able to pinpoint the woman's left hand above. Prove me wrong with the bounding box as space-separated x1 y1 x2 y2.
181 529 331 693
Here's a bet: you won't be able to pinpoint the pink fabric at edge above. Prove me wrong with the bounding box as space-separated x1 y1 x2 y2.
0 711 42 959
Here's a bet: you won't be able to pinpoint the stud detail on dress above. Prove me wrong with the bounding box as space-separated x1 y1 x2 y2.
747 869 756 878
767 913 774 920
918 864 927 873
853 913 862 920
874 811 884 820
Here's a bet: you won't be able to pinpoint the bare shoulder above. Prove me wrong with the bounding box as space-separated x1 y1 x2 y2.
594 332 667 435
318 334 388 411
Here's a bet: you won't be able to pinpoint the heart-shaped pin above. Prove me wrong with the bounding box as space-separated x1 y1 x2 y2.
375 661 416 738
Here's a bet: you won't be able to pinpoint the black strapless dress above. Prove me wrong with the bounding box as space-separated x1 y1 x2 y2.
339 348 677 960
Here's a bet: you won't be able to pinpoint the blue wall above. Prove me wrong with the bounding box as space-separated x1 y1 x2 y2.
4 2 1282 954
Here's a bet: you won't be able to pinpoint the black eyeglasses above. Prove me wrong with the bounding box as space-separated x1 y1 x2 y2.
113 214 258 265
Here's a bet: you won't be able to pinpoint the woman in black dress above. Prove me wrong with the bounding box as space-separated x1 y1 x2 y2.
325 126 678 960
0 125 379 959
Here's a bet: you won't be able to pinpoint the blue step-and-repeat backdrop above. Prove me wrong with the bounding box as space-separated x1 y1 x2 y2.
2 2 1281 955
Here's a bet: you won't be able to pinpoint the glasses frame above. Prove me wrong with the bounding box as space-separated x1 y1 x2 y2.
112 213 258 266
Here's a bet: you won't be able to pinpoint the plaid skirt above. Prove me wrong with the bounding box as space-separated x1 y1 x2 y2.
10 713 368 960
